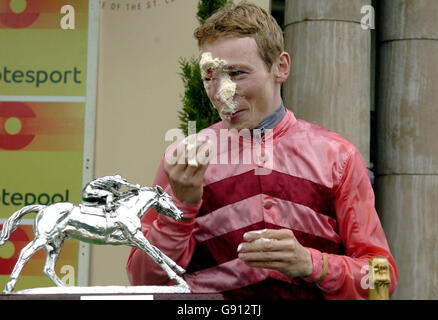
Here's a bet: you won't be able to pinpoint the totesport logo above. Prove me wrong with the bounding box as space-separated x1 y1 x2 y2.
0 0 40 28
0 0 88 29
0 102 84 152
0 102 35 150
0 224 32 275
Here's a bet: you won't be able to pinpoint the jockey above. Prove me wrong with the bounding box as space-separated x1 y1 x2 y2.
81 174 140 212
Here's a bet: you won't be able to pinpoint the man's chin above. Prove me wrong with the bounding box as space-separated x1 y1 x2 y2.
223 120 254 132
220 113 253 131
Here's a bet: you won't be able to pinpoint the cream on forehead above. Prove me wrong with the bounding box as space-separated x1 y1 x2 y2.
199 52 227 77
199 52 237 118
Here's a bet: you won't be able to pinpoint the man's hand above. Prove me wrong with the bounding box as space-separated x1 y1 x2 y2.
163 137 211 206
237 229 313 278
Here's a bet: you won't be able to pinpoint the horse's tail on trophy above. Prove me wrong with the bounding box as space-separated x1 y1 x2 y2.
0 205 45 247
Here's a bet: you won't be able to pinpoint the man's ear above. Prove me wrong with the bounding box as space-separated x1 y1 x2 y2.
273 52 291 84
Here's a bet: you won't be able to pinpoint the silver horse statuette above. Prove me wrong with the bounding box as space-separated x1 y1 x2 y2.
0 175 190 294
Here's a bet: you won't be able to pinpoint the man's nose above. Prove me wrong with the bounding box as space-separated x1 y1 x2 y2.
213 78 225 102
214 88 222 102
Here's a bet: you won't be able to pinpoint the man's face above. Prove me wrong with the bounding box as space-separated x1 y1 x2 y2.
200 37 281 131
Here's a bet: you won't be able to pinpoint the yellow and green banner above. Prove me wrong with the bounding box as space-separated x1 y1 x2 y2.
0 0 96 291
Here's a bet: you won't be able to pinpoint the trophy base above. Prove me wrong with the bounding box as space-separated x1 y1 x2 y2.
14 284 191 295
1 285 224 300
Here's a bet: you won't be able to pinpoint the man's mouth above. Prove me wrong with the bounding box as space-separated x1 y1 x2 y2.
221 108 245 120
232 109 245 115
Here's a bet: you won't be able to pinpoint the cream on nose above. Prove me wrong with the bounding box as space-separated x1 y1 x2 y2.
215 75 236 113
213 79 221 101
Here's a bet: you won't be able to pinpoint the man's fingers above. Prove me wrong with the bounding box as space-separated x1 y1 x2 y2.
238 250 293 262
237 229 298 254
164 140 186 168
184 162 200 177
167 136 211 166
184 138 211 175
196 139 212 165
164 137 211 181
243 228 295 242
238 238 296 253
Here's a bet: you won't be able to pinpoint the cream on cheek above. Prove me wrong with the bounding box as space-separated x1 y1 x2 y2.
199 52 237 120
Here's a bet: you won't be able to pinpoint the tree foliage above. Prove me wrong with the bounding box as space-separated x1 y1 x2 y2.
197 0 233 24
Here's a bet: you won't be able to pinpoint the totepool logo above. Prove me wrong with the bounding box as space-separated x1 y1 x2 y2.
0 225 30 275
0 102 36 150
0 0 40 28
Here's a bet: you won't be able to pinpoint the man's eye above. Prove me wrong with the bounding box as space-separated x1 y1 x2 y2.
230 71 244 77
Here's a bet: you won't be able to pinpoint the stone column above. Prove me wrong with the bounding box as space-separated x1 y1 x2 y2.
283 0 372 165
375 0 438 299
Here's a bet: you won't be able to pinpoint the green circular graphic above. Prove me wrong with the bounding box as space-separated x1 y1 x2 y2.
9 0 27 14
0 242 15 259
5 117 22 135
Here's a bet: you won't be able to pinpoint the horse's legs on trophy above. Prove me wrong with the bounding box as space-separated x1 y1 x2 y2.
3 237 46 294
151 245 185 275
43 244 65 287
131 230 188 287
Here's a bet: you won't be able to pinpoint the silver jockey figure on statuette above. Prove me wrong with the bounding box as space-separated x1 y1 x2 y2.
0 175 190 294
81 174 140 213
